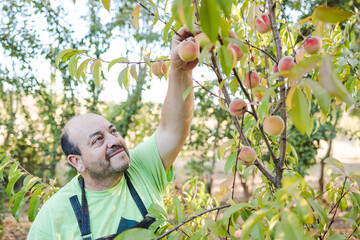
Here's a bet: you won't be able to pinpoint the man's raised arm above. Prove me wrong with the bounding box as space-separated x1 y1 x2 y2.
155 26 199 171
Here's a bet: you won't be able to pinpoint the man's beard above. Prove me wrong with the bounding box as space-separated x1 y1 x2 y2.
86 146 130 180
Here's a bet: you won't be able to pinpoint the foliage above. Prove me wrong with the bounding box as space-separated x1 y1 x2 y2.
1 0 360 239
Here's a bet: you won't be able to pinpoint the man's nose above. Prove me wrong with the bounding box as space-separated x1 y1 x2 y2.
106 133 121 148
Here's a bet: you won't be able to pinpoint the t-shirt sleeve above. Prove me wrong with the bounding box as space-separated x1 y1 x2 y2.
27 207 53 240
129 132 174 193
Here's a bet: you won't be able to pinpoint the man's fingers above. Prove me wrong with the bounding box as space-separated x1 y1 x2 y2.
174 26 201 41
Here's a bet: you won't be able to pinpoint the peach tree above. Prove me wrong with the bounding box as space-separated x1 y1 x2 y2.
1 0 360 239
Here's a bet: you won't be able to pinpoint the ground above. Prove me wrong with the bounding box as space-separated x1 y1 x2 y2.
2 137 359 239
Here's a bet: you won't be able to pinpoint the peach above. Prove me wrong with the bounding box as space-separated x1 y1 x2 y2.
303 36 322 55
278 56 296 74
244 71 260 89
151 61 168 77
272 63 278 73
228 43 245 60
263 116 285 136
229 99 247 117
255 13 271 33
238 146 257 166
195 32 213 51
295 48 305 62
228 47 238 68
178 41 200 62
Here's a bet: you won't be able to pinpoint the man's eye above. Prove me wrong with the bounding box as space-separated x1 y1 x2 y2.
111 129 117 134
94 136 103 143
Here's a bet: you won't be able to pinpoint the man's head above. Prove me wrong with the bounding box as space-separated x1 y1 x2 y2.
61 113 130 180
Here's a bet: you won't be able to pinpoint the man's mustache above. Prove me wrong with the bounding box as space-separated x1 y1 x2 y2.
105 145 129 161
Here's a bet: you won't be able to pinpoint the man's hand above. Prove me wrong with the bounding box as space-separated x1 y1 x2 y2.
170 26 200 71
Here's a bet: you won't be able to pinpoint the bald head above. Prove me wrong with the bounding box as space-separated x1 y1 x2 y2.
61 113 107 156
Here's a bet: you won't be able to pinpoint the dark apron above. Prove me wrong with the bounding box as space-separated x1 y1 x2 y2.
69 172 155 240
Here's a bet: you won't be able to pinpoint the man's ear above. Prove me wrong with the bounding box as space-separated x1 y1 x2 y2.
68 155 85 173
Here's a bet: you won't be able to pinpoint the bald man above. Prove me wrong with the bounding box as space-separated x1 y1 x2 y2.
27 26 198 240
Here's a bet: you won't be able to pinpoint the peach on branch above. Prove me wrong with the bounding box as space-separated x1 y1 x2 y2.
254 90 264 101
229 99 247 116
272 63 278 73
244 71 260 89
255 13 271 33
263 115 285 136
228 43 245 61
238 146 257 165
151 61 168 77
278 56 296 75
303 36 322 55
195 32 213 51
178 40 200 62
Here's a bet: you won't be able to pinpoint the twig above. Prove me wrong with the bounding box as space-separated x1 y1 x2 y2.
192 78 225 100
243 40 277 63
134 0 182 38
347 61 360 80
155 204 231 239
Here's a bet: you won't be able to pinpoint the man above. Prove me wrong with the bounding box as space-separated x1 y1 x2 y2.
27 26 198 240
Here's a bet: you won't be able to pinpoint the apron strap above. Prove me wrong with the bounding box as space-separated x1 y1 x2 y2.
69 172 149 240
124 172 148 218
69 177 92 240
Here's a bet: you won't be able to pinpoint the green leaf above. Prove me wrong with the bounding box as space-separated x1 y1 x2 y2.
214 0 232 19
287 55 321 85
55 49 76 68
303 79 330 115
294 196 314 224
314 6 353 24
224 37 248 55
130 64 137 81
147 0 159 26
224 152 236 174
198 42 212 65
200 0 220 43
279 212 307 240
76 58 92 83
222 203 253 222
229 78 239 95
243 165 256 180
307 198 328 224
62 50 85 63
148 203 168 219
92 59 102 87
205 219 227 237
28 195 41 222
22 175 40 192
182 86 196 101
182 0 194 33
101 0 110 11
108 58 129 71
68 55 79 78
114 228 156 240
319 56 354 106
324 157 345 173
173 196 183 223
0 156 11 180
289 87 311 135
163 16 174 43
241 209 271 239
7 164 24 196
118 67 131 90
327 233 348 240
218 139 234 161
219 45 233 76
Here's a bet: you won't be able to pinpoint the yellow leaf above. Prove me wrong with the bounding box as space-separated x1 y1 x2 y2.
101 0 110 12
130 5 139 31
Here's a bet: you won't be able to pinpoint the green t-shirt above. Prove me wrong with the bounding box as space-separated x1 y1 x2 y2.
27 133 173 240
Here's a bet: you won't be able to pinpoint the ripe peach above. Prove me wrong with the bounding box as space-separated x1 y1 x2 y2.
195 32 213 51
151 61 168 77
228 43 245 60
295 48 305 62
238 146 257 166
278 56 296 74
303 36 322 55
244 71 260 89
178 41 200 62
272 63 278 73
263 116 285 136
229 99 247 117
255 13 271 33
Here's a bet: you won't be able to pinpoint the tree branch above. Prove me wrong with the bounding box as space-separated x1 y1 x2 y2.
155 204 231 239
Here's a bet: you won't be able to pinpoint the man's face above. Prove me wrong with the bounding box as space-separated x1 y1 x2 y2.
68 114 130 179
